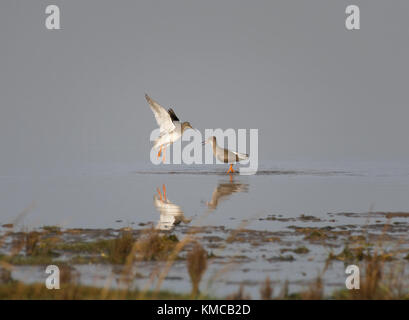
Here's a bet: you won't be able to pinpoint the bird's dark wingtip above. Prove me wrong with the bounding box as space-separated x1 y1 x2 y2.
168 108 180 122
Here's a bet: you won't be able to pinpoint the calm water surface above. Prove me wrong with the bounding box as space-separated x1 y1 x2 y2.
1 161 409 297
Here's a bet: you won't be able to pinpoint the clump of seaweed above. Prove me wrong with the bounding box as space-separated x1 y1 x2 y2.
0 266 13 284
328 244 368 262
259 276 273 300
42 226 62 234
300 276 324 300
333 248 408 300
0 281 198 300
226 284 251 300
305 230 328 241
106 231 135 264
328 242 395 264
187 242 208 298
59 265 79 286
25 231 41 256
135 229 179 261
280 246 310 255
267 254 295 262
1 230 62 264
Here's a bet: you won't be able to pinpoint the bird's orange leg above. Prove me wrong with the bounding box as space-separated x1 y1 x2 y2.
229 173 233 182
162 184 167 201
162 147 166 163
156 188 162 201
157 146 162 159
227 164 234 174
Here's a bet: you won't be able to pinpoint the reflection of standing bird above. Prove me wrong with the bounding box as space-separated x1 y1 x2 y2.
145 94 194 163
153 184 191 230
207 179 249 211
203 136 249 173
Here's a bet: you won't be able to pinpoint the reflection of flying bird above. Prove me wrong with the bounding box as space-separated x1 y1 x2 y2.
207 179 249 211
153 184 191 230
203 136 249 173
145 94 194 163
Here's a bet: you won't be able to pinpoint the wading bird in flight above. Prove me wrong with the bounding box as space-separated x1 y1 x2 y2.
203 136 249 173
145 94 194 163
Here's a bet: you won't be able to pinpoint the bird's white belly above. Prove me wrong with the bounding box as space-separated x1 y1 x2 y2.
155 130 182 149
215 146 236 163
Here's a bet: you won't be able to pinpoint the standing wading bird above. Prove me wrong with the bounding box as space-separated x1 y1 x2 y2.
145 94 194 163
203 136 249 174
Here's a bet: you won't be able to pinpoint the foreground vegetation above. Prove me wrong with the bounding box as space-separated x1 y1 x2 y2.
0 220 408 300
0 281 199 300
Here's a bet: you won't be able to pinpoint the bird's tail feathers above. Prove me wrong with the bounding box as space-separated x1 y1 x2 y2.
234 151 249 161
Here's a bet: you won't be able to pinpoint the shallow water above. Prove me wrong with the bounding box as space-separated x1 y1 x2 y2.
2 161 409 229
1 161 409 298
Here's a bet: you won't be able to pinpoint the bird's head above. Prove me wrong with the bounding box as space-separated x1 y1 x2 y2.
181 121 194 132
202 136 217 145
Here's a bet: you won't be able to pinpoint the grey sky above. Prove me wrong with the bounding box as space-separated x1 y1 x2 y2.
1 0 408 175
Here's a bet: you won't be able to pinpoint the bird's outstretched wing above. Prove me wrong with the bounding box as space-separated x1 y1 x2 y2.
145 94 176 133
167 108 180 122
